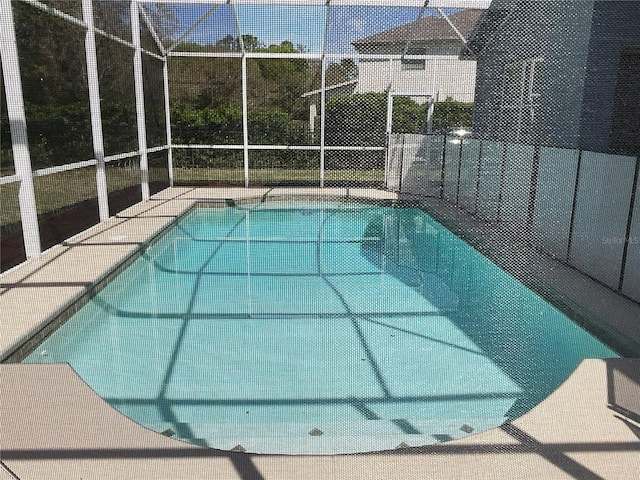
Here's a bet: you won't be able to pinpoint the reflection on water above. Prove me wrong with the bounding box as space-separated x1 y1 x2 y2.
23 202 617 454
363 206 617 417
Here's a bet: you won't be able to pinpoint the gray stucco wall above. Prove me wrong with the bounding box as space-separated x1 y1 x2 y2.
472 1 595 147
579 1 640 153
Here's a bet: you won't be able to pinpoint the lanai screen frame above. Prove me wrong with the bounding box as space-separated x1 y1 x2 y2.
0 0 488 263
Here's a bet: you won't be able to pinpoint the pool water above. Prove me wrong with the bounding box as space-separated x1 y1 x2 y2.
24 200 617 454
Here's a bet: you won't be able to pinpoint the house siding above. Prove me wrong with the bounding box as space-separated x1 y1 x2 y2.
356 56 477 102
472 0 595 146
580 0 640 153
351 10 484 103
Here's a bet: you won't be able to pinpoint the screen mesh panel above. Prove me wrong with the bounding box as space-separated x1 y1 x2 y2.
13 2 93 169
1 1 638 327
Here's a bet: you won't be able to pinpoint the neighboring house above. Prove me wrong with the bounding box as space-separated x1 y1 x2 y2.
351 9 485 102
463 0 640 155
301 80 358 136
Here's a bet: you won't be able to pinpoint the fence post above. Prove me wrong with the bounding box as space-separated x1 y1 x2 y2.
526 144 541 234
439 134 446 199
241 55 249 188
319 56 327 188
496 142 508 223
0 0 42 259
566 149 583 261
455 136 463 205
398 134 406 193
473 140 483 215
618 156 640 291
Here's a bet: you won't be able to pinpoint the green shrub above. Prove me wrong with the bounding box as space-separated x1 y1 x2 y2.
432 97 473 132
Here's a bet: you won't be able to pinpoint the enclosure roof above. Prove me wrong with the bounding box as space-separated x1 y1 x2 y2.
352 9 484 47
148 1 491 6
460 0 515 59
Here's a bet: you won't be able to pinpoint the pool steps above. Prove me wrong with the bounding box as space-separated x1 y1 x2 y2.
160 416 506 455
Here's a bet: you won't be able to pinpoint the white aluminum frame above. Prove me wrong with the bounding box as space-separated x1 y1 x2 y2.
1 0 41 259
131 0 151 200
500 57 544 143
385 92 435 182
163 58 174 186
148 1 488 7
82 0 110 221
1 0 484 270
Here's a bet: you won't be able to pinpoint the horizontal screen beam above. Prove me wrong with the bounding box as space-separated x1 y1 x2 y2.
145 1 490 7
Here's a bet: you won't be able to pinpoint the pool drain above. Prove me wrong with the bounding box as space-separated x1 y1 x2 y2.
309 428 323 436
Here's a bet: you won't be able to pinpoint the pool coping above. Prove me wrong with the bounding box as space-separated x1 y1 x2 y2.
402 194 640 356
2 359 639 479
0 187 398 362
3 187 639 361
394 195 640 357
1 187 640 478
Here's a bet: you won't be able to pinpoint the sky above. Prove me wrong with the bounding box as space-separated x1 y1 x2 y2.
173 3 451 54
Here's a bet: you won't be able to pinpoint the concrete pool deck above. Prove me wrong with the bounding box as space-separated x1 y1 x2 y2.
1 187 639 479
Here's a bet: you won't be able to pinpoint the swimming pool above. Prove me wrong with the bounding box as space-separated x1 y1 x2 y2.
24 200 617 454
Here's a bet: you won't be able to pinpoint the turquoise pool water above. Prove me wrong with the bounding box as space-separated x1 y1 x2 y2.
24 200 617 454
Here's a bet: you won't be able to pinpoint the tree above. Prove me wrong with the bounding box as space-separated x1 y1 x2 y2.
326 59 358 85
169 37 315 165
137 3 181 46
325 93 387 147
251 41 312 118
242 35 261 52
432 97 473 132
325 93 429 146
11 2 92 167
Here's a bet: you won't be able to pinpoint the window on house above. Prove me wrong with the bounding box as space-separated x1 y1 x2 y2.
500 58 543 142
401 48 426 71
401 58 426 70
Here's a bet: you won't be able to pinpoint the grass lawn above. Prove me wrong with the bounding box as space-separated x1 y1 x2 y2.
1 166 389 227
1 167 154 226
173 167 385 185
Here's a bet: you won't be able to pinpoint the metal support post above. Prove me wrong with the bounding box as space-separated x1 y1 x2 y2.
242 55 250 188
0 0 42 259
163 58 174 186
131 0 150 200
320 56 327 188
82 0 109 221
319 1 331 188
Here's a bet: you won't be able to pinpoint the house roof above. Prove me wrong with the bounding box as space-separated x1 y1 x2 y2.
301 79 358 99
460 3 515 59
352 9 485 49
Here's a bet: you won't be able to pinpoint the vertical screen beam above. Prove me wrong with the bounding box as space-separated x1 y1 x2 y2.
319 1 330 188
82 0 109 221
0 0 42 259
232 0 249 187
163 58 173 186
131 0 150 200
320 56 327 188
242 55 249 187
385 93 394 182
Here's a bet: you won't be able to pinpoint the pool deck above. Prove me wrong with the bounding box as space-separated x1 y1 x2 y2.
1 187 639 479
